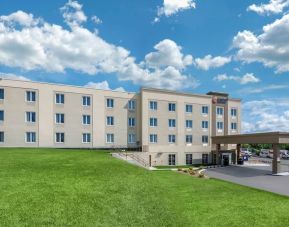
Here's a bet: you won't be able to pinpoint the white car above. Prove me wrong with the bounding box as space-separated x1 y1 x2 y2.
280 150 289 159
240 148 252 157
260 149 271 158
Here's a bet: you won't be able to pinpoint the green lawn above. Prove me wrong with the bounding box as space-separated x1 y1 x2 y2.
0 149 289 227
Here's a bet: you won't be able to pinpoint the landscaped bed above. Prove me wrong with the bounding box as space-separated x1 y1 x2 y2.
0 148 289 226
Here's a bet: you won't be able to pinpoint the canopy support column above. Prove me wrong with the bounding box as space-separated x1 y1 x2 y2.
272 144 281 175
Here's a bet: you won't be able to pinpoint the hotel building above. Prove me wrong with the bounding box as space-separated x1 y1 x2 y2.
0 78 241 166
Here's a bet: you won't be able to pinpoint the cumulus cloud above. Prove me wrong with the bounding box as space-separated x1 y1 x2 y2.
0 10 40 27
247 0 289 15
233 14 289 73
0 1 198 90
213 73 260 85
85 81 125 92
0 72 30 81
195 55 231 70
91 15 102 25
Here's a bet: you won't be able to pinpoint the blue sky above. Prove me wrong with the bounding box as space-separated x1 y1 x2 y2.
1 0 289 132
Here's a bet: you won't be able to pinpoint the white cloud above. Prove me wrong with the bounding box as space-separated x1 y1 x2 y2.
214 73 260 85
233 14 289 73
0 10 40 27
195 55 231 70
238 84 289 94
85 81 125 92
0 1 198 90
91 15 102 25
247 0 289 15
0 72 30 81
155 0 196 21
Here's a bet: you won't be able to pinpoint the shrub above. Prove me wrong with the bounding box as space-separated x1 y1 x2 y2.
178 168 183 172
198 172 205 178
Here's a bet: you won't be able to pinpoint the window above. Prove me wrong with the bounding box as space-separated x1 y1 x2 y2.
202 106 209 115
106 116 114 126
186 104 193 113
0 110 3 121
26 132 36 143
128 117 135 127
106 98 114 108
82 96 91 106
216 107 224 116
149 134 157 143
149 101 157 110
168 103 176 112
186 135 193 144
82 133 91 143
149 118 157 127
128 134 136 144
231 108 237 117
0 88 4 100
106 133 114 143
202 121 209 129
202 154 209 164
0 131 4 142
26 91 36 102
168 119 176 128
128 100 136 110
168 154 176 166
186 120 193 129
217 122 223 130
82 115 91 125
55 93 65 104
55 113 65 124
186 154 193 165
55 133 65 143
26 112 36 123
231 122 237 130
202 135 209 144
168 134 176 143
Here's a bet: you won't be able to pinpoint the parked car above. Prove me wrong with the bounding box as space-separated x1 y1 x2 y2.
240 148 252 157
260 149 273 158
280 150 289 159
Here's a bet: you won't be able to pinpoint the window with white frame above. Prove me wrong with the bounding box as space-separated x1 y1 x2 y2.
106 133 114 143
106 116 114 126
168 103 176 112
202 135 209 144
202 106 209 115
186 135 193 144
106 98 114 108
186 120 193 129
128 134 136 144
0 89 4 100
26 132 36 143
217 121 224 130
83 115 91 125
82 133 91 143
186 154 193 165
168 134 176 143
216 107 224 116
55 133 65 143
231 122 237 130
168 154 176 165
149 117 157 127
82 96 91 106
26 91 36 102
128 117 135 127
149 101 157 110
55 93 65 104
231 108 237 117
0 110 3 121
55 113 65 124
26 112 36 123
168 119 176 128
0 131 4 142
149 134 157 143
202 121 208 129
186 104 193 113
128 100 136 110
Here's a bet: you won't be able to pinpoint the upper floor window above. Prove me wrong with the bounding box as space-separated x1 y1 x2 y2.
55 93 65 104
150 101 157 110
0 131 4 142
55 113 65 124
128 100 136 110
26 132 36 143
82 96 91 106
231 108 237 117
231 122 237 130
149 117 157 127
217 122 224 130
186 135 193 144
168 103 176 112
186 104 193 113
83 115 91 125
216 107 224 116
0 110 4 121
202 121 209 129
128 134 136 144
128 117 136 127
202 135 209 144
168 119 176 128
26 91 36 102
0 88 4 100
106 98 114 108
55 132 65 143
186 120 193 129
106 116 114 126
149 134 158 143
168 134 176 143
202 106 209 115
26 112 36 123
106 133 114 143
82 133 91 143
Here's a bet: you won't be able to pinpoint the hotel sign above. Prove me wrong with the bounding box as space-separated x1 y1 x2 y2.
212 96 228 104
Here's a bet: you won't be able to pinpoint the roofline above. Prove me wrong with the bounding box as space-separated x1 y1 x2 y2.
211 132 289 139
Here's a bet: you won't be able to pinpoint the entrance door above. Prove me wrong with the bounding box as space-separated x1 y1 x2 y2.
168 154 176 166
222 154 230 166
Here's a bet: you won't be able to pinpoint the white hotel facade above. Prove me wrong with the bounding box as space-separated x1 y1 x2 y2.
0 78 241 166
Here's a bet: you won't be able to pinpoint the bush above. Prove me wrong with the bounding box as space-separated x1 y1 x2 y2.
198 172 205 178
177 168 183 172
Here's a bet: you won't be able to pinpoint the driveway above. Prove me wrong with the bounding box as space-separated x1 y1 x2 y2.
206 165 289 196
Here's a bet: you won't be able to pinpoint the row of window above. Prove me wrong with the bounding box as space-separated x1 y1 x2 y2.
168 154 209 166
149 134 209 144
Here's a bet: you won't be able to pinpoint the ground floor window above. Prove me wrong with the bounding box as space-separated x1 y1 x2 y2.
186 154 193 165
106 133 114 143
26 132 36 143
168 154 176 166
82 133 91 143
202 154 209 164
56 133 65 143
0 131 4 142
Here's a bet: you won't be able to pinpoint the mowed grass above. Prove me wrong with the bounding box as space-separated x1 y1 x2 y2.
0 149 289 227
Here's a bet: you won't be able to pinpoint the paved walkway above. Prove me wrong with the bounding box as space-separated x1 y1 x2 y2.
206 165 289 196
